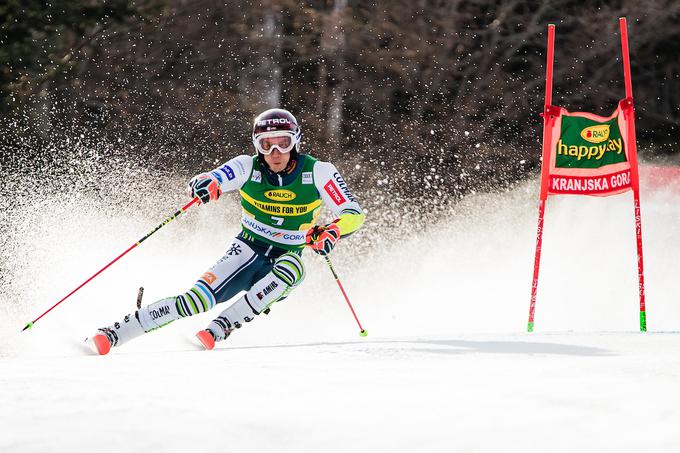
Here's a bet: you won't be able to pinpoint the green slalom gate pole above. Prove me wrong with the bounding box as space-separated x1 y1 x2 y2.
22 197 200 331
322 255 367 337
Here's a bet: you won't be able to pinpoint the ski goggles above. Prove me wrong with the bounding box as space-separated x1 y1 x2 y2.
253 132 297 155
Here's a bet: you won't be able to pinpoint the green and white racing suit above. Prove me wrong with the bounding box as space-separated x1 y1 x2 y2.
98 153 364 347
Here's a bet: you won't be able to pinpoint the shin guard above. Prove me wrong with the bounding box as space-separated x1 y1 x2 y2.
206 252 305 341
101 280 215 348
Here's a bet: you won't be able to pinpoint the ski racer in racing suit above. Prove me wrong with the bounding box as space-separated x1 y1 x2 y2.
88 108 365 355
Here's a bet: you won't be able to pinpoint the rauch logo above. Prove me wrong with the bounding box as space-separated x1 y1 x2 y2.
580 125 610 144
265 189 296 202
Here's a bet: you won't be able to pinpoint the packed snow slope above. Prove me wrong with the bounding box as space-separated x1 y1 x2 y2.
1 165 679 452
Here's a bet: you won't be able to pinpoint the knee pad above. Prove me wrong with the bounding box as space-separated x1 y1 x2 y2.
272 252 305 288
174 282 216 318
238 253 305 315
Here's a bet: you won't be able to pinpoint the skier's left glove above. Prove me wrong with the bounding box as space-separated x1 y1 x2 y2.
188 173 222 204
306 223 341 256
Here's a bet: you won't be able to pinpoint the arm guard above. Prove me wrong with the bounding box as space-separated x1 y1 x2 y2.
313 161 365 237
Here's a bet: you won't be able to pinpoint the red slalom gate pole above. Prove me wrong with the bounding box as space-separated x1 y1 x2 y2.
22 197 200 331
323 255 367 337
620 18 633 100
619 17 647 331
528 24 556 332
528 199 546 332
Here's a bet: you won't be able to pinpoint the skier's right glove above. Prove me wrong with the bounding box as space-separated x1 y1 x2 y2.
306 223 341 256
187 173 222 204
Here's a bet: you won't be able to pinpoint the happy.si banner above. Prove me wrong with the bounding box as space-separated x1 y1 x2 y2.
545 99 635 197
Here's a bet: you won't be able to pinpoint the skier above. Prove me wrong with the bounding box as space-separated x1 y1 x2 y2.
88 108 365 355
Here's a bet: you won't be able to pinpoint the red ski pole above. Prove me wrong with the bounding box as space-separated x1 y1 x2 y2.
22 197 200 331
323 255 367 337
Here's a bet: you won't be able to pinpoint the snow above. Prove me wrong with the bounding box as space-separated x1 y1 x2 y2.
2 333 680 452
1 169 680 452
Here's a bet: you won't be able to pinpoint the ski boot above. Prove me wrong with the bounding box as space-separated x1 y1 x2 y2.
196 317 233 350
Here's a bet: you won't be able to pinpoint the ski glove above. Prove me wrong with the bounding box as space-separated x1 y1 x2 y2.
306 223 341 256
188 173 222 204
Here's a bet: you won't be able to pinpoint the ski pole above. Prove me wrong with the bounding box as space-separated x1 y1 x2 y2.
22 197 200 331
322 255 367 337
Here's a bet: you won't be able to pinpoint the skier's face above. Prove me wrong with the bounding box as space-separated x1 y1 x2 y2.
263 148 291 172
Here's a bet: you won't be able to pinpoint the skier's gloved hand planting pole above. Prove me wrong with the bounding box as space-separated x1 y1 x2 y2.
89 108 365 355
188 172 222 204
306 223 341 255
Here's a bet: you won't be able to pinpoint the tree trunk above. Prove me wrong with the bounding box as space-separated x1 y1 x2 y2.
321 0 347 148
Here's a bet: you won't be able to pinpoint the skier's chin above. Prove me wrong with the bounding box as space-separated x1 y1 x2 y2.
264 154 290 172
267 161 287 172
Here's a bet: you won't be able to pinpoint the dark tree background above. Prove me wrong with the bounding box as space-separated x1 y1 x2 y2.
1 0 679 199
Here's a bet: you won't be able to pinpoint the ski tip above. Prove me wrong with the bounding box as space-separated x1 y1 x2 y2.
359 329 368 337
85 334 112 355
196 330 215 350
22 322 34 332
